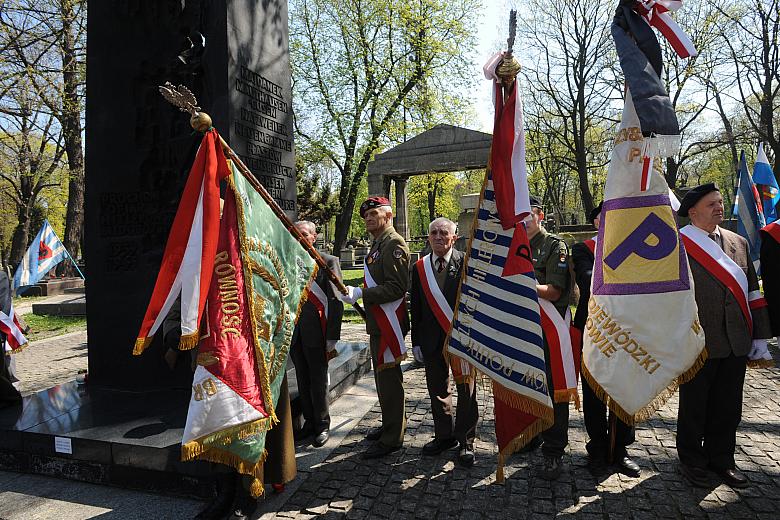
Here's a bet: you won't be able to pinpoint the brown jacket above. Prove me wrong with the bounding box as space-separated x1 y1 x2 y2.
688 226 772 358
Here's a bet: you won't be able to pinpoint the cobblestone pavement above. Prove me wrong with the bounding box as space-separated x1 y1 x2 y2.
12 330 88 395
261 346 780 520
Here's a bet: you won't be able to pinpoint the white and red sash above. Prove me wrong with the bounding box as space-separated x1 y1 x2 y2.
415 254 472 381
584 237 597 255
306 279 336 361
680 225 765 334
365 264 407 370
0 301 28 352
538 298 580 405
762 222 780 243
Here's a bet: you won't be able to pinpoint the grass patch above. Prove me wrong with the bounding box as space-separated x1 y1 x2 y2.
12 295 49 306
341 269 364 287
21 313 87 342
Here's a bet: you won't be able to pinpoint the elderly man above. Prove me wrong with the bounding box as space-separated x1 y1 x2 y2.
571 202 639 477
525 196 573 480
340 197 410 458
291 220 343 448
410 217 478 467
677 183 772 488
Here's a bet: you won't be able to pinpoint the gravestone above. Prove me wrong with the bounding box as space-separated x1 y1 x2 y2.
85 1 295 390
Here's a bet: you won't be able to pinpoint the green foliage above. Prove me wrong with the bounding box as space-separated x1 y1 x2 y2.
21 313 87 342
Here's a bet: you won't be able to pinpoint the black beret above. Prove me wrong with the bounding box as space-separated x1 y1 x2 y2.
529 195 543 209
589 202 603 224
359 196 391 218
678 183 719 217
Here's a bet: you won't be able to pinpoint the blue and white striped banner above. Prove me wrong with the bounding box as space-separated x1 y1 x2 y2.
447 174 551 409
13 220 67 291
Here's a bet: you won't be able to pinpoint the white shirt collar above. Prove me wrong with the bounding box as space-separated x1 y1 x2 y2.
433 248 453 266
691 224 720 238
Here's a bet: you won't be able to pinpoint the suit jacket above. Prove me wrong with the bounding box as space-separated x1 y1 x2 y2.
410 249 464 357
571 241 595 331
688 226 772 358
293 252 344 348
362 226 410 337
760 225 780 336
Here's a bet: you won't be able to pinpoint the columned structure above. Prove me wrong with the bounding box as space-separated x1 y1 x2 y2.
367 124 492 239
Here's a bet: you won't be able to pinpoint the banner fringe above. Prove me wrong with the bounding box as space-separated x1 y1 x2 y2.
133 336 152 355
581 346 708 426
376 353 408 372
181 444 269 498
178 331 200 351
747 358 775 369
553 388 580 410
7 343 29 355
495 416 552 483
181 415 277 460
492 381 554 422
443 347 475 384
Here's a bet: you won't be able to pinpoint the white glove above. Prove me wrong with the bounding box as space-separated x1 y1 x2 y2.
339 286 362 305
412 345 424 363
748 339 771 361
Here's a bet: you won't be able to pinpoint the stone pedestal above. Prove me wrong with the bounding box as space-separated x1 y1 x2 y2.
394 177 409 240
84 1 295 390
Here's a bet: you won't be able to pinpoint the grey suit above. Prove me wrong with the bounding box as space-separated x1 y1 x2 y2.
410 250 479 449
677 226 772 470
0 272 22 406
291 252 344 434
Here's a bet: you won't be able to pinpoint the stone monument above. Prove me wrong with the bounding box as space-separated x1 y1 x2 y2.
85 1 295 390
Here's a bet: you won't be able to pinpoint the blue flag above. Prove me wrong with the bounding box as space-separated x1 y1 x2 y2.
752 143 779 223
13 220 68 292
734 151 766 271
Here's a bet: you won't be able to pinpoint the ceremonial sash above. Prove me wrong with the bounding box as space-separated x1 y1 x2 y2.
0 301 27 352
763 222 780 243
538 298 580 405
680 225 758 333
584 238 596 255
416 254 472 382
364 265 407 370
307 280 336 361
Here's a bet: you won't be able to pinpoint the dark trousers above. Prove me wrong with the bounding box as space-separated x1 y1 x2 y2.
541 340 569 458
423 351 479 449
0 347 21 407
582 373 634 459
677 354 747 470
370 335 406 448
290 338 330 434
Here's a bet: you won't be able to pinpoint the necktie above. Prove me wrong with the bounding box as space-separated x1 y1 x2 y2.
436 257 445 273
708 233 721 249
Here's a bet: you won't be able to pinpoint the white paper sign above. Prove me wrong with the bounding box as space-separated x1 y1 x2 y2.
54 437 73 455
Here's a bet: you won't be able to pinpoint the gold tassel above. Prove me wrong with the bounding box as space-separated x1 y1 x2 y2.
178 331 200 350
249 477 264 498
133 336 152 355
747 359 775 369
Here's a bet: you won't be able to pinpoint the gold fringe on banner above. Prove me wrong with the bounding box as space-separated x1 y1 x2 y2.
178 330 200 350
8 343 29 355
133 336 153 355
747 358 775 369
492 381 554 421
181 415 277 462
183 444 269 498
581 346 709 426
496 416 550 483
376 353 408 372
554 388 581 410
443 348 476 384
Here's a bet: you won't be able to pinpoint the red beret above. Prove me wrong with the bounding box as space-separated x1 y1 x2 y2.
359 197 391 218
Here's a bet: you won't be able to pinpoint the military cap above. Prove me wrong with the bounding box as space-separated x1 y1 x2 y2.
678 183 719 217
359 196 391 218
589 201 603 224
529 195 543 209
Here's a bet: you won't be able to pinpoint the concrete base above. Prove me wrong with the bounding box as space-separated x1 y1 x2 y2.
33 278 85 296
32 296 86 317
0 340 370 498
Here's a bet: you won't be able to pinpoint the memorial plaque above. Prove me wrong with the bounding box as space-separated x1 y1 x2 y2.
85 1 295 390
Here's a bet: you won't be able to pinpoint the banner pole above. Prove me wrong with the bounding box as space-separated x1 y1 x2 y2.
607 412 617 465
158 83 365 320
63 248 85 280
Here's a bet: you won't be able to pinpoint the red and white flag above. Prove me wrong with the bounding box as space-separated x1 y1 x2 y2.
483 52 532 230
306 281 336 361
538 298 580 406
634 1 697 58
134 130 230 354
0 301 27 352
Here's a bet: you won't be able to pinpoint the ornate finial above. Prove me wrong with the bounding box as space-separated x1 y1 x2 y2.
158 82 212 132
496 10 521 86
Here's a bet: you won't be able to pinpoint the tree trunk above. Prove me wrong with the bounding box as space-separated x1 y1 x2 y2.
427 175 436 223
665 157 679 189
333 195 357 255
9 206 33 268
60 0 85 274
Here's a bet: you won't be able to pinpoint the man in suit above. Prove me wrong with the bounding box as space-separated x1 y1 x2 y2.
340 197 410 459
291 220 344 448
571 203 639 477
410 217 478 467
677 183 772 488
0 270 22 407
760 222 780 337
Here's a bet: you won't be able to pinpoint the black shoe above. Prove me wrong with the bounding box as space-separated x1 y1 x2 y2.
617 456 640 478
362 442 401 459
422 437 459 455
313 430 329 448
679 463 710 488
294 423 314 441
365 427 384 441
227 494 257 520
587 455 608 476
518 435 542 453
714 467 749 488
458 447 475 467
195 474 236 520
538 456 563 480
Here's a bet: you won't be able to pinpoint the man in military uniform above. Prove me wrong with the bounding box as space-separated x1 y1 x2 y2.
571 203 640 477
291 220 344 448
340 196 410 459
527 196 572 480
